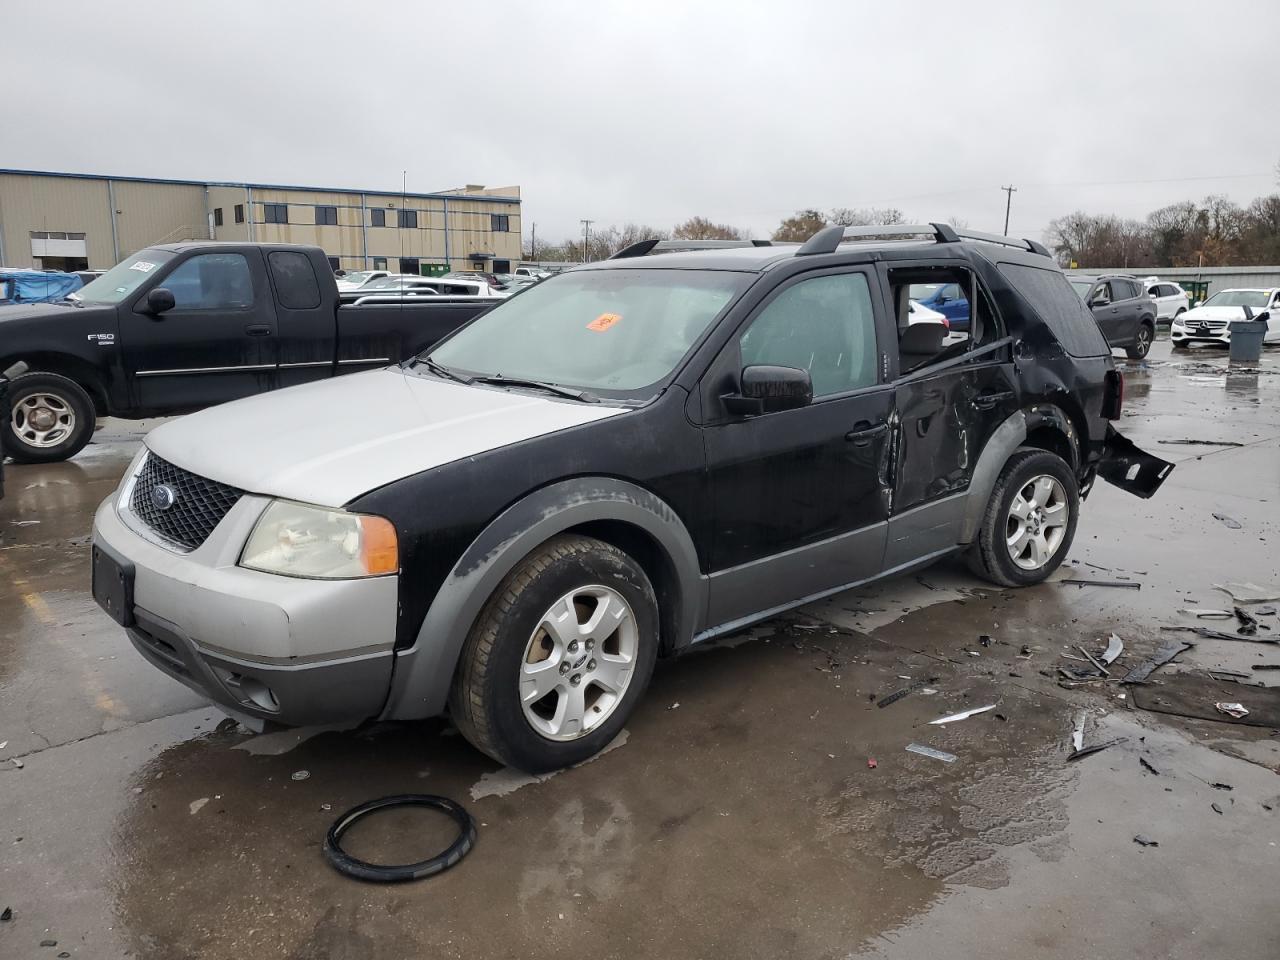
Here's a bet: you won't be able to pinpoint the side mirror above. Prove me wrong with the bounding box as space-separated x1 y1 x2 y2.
145 287 176 315
725 364 813 415
1090 295 1109 308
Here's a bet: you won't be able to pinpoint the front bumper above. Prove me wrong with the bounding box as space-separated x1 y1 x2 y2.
1171 322 1229 344
92 492 400 725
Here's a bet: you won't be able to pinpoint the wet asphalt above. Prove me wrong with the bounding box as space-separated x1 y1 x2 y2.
2 340 1278 960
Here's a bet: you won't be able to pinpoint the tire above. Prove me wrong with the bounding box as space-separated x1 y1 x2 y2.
4 372 95 463
1125 322 1154 359
449 534 660 773
966 448 1079 588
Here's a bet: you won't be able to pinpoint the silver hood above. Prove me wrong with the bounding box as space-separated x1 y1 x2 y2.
143 368 627 505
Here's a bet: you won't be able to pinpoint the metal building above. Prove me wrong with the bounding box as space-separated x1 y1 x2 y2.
0 168 522 275
1066 265 1280 298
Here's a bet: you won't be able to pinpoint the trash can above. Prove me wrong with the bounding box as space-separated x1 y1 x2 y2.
1228 319 1267 364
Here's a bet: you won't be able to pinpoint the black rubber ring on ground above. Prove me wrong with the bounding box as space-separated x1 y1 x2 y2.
323 794 477 882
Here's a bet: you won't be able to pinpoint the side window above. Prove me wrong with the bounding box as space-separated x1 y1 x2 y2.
268 251 321 310
159 254 253 310
998 262 1109 357
1113 279 1137 300
739 273 877 398
1094 281 1113 303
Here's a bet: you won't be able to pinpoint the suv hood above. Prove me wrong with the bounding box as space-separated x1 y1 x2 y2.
144 368 627 506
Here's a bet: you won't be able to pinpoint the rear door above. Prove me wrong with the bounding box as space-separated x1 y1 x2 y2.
268 250 338 389
1112 278 1142 343
1089 280 1125 345
120 249 277 411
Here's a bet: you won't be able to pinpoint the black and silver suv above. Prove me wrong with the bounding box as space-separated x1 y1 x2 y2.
92 223 1171 772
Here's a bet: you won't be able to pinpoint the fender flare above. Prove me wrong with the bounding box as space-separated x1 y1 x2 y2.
380 477 703 721
958 410 1026 544
1023 401 1083 472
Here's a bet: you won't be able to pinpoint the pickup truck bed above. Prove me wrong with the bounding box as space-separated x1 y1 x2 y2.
0 242 491 463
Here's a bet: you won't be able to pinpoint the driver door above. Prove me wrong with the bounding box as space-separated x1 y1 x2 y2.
699 268 894 628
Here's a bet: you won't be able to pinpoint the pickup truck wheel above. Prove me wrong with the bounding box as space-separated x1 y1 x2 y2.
449 534 659 773
966 449 1079 587
1125 322 1154 359
5 373 95 463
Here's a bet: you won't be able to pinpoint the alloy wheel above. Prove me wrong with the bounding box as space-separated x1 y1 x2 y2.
11 392 76 449
1006 475 1069 571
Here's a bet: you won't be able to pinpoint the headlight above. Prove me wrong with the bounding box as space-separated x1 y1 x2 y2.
240 500 398 579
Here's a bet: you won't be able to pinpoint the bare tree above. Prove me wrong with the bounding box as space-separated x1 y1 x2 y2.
772 209 827 242
672 216 746 240
829 207 905 226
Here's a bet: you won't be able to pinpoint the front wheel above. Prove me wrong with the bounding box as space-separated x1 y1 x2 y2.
967 449 1079 587
1125 322 1154 359
449 534 660 772
5 372 96 463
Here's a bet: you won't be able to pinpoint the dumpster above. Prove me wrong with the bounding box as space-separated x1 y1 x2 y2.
1228 310 1268 364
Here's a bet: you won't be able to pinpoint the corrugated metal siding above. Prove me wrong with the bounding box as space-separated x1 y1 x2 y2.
0 172 114 267
1067 266 1280 293
111 180 207 257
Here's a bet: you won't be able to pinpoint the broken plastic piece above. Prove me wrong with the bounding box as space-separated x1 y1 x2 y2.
1101 633 1124 664
1133 834 1159 847
1212 513 1243 530
1211 802 1224 815
1096 426 1175 498
1061 578 1142 589
1214 582 1280 604
1234 607 1259 636
906 743 957 763
876 677 939 709
1072 713 1085 753
929 704 997 725
1123 640 1193 683
1156 439 1243 447
1067 737 1125 762
1078 645 1111 676
1139 757 1160 776
1215 702 1249 719
867 758 877 769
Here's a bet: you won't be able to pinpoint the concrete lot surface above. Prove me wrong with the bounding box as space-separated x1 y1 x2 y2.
2 341 1278 959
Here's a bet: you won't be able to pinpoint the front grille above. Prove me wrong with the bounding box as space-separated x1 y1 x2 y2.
128 453 243 551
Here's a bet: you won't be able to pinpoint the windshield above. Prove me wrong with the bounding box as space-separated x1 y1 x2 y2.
340 271 377 285
1068 279 1094 300
74 249 175 304
1202 290 1270 308
427 268 748 396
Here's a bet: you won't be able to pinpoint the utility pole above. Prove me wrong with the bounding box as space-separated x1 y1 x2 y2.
530 222 537 262
1001 185 1017 235
580 219 593 262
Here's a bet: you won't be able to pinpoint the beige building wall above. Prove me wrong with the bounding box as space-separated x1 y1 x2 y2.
0 172 114 268
207 185 251 241
110 180 207 257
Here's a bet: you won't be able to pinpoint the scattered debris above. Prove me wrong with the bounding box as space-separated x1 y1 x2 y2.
1235 607 1259 636
10 520 40 527
906 743 957 763
189 798 209 815
1214 582 1280 604
1211 802 1224 815
1133 835 1159 847
1101 633 1124 664
929 704 997 725
1163 625 1278 644
1187 609 1234 619
1156 439 1244 447
1061 578 1142 590
39 939 57 947
876 677 939 709
1206 782 1233 791
978 634 992 648
1255 605 1277 617
1072 713 1086 753
291 770 310 781
1139 757 1161 776
10 758 23 769
1212 513 1243 530
994 713 1008 722
1068 738 1125 762
1216 702 1250 719
668 702 680 710
0 907 10 922
1122 640 1194 683
320 802 332 811
1078 645 1111 676
1018 645 1033 659
1133 677 1279 727
866 758 877 769
1251 664 1280 671
1207 670 1259 685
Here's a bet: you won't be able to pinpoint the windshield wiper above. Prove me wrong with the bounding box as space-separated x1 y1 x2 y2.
410 356 472 384
469 374 598 403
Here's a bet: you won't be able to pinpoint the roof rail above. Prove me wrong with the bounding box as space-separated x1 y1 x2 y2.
610 238 775 260
796 222 1051 258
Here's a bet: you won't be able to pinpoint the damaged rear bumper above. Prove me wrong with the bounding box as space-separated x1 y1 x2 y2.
1095 426 1175 498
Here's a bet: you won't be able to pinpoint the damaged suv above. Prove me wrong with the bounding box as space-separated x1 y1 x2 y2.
92 223 1171 772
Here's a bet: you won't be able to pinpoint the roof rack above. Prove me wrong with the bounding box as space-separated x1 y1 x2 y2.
796 222 1051 258
610 238 777 260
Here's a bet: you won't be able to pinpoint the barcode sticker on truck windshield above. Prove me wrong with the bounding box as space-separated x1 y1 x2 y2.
129 261 157 272
587 313 621 332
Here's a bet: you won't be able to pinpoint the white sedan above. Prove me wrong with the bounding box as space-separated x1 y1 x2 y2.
1171 288 1280 349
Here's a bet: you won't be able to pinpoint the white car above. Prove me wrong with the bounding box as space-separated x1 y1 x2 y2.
1170 288 1280 349
908 299 966 344
515 266 550 279
1142 278 1190 322
335 270 391 292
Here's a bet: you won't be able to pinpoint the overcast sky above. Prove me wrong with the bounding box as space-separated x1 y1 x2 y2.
4 1 1278 244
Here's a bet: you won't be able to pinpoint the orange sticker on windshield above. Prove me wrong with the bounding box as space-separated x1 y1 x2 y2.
587 313 621 332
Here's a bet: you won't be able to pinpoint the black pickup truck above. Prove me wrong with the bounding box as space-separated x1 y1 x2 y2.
0 243 490 462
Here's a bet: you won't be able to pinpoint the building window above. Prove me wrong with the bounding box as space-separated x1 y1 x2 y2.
214 207 224 227
373 257 388 270
315 205 338 226
491 214 510 232
398 209 418 229
264 203 289 224
327 256 341 272
234 204 245 224
370 208 386 227
399 257 420 275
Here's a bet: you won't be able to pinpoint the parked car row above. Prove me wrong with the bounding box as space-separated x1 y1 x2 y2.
1170 287 1280 349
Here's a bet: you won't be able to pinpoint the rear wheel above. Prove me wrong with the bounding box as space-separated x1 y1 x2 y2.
449 534 660 773
1125 322 1154 359
967 449 1079 587
5 372 95 463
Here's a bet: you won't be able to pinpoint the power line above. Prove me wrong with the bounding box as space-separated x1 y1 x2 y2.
1001 185 1017 235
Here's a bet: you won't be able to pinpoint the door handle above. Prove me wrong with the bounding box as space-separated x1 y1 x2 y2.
971 391 1013 411
845 422 888 445
244 324 272 336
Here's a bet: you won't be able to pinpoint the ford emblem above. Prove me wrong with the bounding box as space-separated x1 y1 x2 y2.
150 483 177 511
